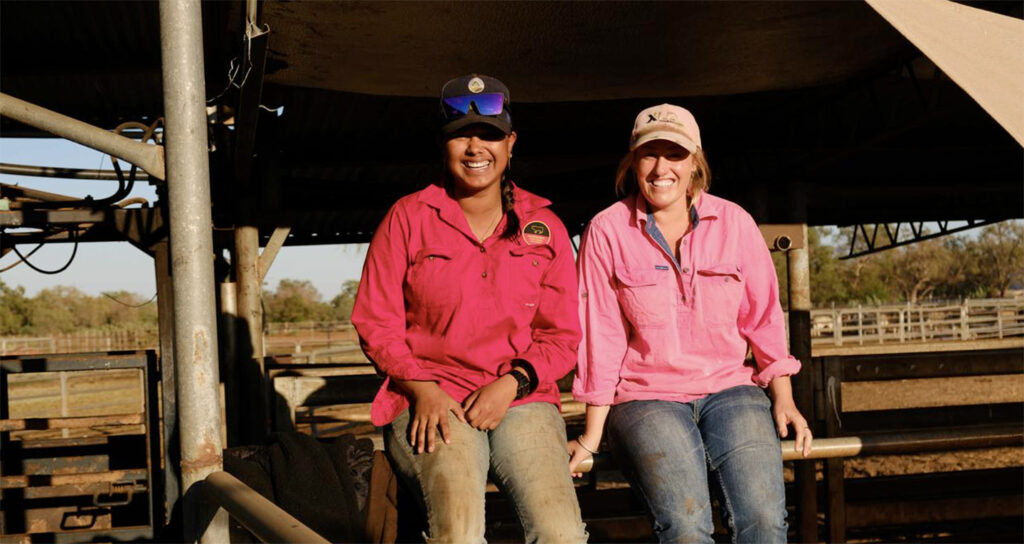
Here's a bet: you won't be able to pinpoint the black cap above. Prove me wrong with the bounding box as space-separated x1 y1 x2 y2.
439 74 512 137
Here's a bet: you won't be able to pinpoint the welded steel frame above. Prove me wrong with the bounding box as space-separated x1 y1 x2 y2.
0 351 161 541
817 346 1024 541
841 218 1007 259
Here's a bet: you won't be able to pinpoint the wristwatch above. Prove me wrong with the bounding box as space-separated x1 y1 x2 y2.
507 369 532 400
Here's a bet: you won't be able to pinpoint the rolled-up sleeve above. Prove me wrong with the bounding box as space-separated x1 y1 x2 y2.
572 220 629 405
736 214 801 387
351 203 435 382
519 219 582 386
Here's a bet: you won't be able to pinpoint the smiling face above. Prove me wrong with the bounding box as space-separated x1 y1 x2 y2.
632 139 695 213
444 124 517 198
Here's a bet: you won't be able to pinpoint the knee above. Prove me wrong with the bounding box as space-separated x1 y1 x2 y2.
731 498 787 543
426 508 486 544
525 517 588 544
653 500 714 544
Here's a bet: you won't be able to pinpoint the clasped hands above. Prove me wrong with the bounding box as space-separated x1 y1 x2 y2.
399 374 519 454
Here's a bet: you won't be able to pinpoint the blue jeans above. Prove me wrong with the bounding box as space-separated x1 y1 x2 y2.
608 385 787 544
386 402 588 543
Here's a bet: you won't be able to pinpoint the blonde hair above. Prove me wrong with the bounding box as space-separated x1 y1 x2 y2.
614 148 711 198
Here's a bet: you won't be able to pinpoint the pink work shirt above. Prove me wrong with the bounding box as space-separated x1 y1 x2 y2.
573 193 800 406
353 182 581 426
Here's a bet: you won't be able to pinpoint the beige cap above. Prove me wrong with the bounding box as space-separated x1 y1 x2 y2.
630 104 701 152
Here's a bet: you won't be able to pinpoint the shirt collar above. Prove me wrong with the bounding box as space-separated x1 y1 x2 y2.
419 181 551 217
632 191 715 230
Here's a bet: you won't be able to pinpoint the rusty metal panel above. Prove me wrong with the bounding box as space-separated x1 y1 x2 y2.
1 351 159 540
837 348 1024 381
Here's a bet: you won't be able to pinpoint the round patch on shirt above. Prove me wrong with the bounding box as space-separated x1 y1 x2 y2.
522 221 551 245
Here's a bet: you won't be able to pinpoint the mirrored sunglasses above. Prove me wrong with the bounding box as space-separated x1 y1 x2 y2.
442 93 506 118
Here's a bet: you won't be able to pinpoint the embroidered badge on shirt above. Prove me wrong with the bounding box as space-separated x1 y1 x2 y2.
655 265 670 270
522 221 551 245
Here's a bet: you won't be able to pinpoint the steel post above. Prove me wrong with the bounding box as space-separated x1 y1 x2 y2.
234 225 268 442
786 226 818 543
154 241 180 532
158 1 228 542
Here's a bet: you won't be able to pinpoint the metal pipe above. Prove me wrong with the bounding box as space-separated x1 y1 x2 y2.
202 471 329 544
0 162 150 181
0 93 165 181
158 1 228 542
234 225 268 442
574 425 1024 471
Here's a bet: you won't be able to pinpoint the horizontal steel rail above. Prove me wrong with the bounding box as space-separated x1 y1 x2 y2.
201 471 329 544
0 162 151 181
575 424 1023 472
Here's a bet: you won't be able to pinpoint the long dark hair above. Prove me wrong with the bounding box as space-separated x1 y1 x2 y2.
499 170 520 240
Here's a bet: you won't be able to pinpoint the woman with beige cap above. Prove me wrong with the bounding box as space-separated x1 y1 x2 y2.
568 104 812 543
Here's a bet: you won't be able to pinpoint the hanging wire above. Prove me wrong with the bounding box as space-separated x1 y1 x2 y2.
9 231 79 275
0 243 43 272
103 291 157 308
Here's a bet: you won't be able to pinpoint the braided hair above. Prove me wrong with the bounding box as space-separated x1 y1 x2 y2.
499 170 520 240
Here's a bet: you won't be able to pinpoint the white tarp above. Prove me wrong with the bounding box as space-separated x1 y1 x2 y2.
867 0 1024 146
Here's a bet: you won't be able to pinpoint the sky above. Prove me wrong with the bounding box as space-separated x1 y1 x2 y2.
0 138 365 300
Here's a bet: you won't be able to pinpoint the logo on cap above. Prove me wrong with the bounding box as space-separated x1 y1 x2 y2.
467 77 485 93
647 110 681 126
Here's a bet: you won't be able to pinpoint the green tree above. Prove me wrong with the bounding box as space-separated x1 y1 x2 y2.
971 221 1024 297
329 279 360 322
0 279 31 334
264 279 329 322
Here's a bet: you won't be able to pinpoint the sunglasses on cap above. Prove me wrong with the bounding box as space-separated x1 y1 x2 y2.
442 93 506 119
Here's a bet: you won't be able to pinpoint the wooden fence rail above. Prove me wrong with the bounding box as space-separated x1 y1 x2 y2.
2 298 1022 356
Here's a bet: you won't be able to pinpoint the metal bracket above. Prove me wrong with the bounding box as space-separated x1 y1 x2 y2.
760 224 806 252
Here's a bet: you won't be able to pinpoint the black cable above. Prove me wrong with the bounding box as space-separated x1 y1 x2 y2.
0 243 43 272
10 231 79 274
103 291 157 308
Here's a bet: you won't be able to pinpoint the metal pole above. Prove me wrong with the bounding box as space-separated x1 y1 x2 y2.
154 241 180 532
235 225 268 442
0 93 165 180
0 162 151 181
202 471 329 544
158 1 228 542
786 225 818 544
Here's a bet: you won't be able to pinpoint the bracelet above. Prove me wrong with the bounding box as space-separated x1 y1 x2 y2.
575 437 599 455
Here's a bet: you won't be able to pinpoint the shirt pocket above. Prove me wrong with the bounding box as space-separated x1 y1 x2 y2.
508 244 555 314
614 267 669 329
697 263 745 327
406 246 461 309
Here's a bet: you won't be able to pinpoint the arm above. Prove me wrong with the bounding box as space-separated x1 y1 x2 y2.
351 203 435 382
735 214 810 456
515 218 583 386
568 221 629 473
736 213 801 386
768 376 812 457
572 220 629 405
567 404 610 476
352 203 461 452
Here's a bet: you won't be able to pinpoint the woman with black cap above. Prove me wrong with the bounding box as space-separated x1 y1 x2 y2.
352 74 587 543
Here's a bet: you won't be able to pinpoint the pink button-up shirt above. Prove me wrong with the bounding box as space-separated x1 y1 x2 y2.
353 183 581 425
572 193 800 406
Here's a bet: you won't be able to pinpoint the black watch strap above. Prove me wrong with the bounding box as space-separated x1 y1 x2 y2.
508 369 532 400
